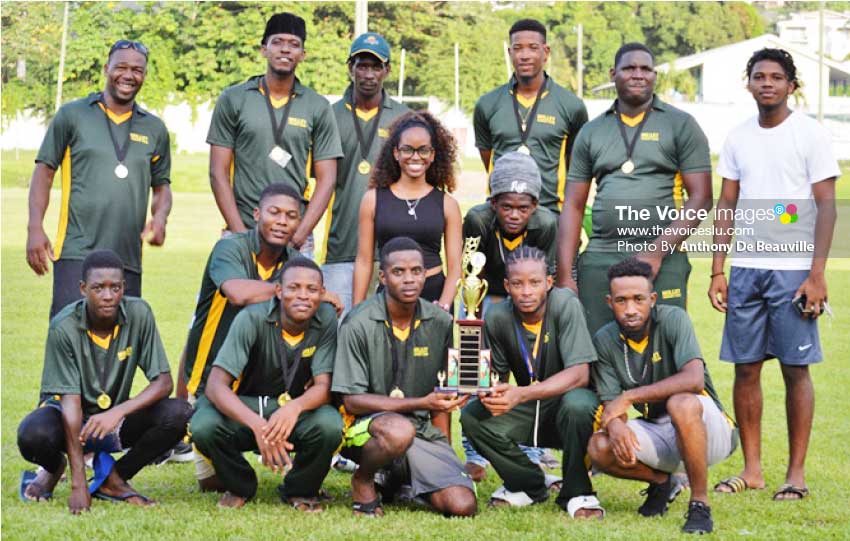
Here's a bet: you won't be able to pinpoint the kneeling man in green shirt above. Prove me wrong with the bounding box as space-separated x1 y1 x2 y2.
190 257 342 511
17 250 192 513
460 246 603 518
332 237 476 518
588 258 737 535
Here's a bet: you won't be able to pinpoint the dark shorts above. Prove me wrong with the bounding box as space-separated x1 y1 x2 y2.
51 259 141 319
578 250 691 335
720 267 822 365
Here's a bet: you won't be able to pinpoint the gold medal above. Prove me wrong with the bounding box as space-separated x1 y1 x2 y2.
621 159 635 174
114 163 129 179
97 393 112 410
278 392 292 407
389 387 405 399
358 160 371 175
517 144 531 155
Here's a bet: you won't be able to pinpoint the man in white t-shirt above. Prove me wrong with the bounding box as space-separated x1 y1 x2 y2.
708 48 839 502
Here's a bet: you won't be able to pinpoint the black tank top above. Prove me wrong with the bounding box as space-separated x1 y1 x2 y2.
374 186 445 269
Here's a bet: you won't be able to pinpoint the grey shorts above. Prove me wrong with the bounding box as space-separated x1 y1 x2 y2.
397 437 475 497
628 395 738 473
720 267 822 365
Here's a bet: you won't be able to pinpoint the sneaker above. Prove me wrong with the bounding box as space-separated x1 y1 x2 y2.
682 501 713 534
538 451 561 470
331 454 357 473
638 475 677 517
153 441 194 465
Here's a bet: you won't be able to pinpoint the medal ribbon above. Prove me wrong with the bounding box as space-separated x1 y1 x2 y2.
86 318 120 406
383 293 419 395
261 76 296 149
349 90 384 166
511 75 548 149
622 320 655 416
615 101 653 167
275 322 309 398
99 94 136 166
512 308 547 384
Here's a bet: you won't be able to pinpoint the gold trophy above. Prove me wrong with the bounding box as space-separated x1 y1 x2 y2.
436 237 495 394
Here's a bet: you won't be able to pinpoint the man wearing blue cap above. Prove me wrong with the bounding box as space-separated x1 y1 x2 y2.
207 12 343 254
322 33 409 316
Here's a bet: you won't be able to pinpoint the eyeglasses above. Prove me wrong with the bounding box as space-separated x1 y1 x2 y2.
397 145 434 159
109 40 149 59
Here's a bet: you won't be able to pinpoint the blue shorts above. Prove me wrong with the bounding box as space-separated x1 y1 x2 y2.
720 267 822 366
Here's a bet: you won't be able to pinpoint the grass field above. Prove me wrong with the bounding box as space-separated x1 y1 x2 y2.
2 151 850 540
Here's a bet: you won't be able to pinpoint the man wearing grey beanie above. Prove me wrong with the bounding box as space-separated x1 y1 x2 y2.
460 151 560 482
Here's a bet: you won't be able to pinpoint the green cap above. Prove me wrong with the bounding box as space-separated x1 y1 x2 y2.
349 32 390 63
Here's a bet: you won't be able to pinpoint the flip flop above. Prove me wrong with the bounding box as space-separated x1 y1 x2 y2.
93 489 154 504
287 496 324 513
773 484 809 501
714 475 749 494
566 494 606 519
545 473 563 493
19 470 52 502
488 485 537 507
352 496 383 517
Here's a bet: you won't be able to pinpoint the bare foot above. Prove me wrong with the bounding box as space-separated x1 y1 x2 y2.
464 462 487 483
218 491 247 508
98 470 156 506
24 458 66 501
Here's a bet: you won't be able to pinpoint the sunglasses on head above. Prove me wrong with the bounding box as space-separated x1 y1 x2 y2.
109 40 149 58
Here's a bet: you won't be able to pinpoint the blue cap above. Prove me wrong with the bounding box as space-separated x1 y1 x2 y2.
349 32 390 63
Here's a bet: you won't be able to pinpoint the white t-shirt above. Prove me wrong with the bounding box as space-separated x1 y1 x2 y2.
716 111 840 270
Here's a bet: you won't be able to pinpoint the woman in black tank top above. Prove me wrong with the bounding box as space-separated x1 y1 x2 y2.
352 111 462 310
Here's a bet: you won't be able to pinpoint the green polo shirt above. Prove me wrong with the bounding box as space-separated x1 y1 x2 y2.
206 75 343 228
484 288 596 387
462 203 559 297
184 230 299 396
473 75 588 213
40 297 170 417
35 93 171 273
323 87 409 264
332 294 452 442
567 95 711 252
213 298 337 397
591 305 724 419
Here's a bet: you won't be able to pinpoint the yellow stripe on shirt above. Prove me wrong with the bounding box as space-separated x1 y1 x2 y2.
53 147 72 259
557 134 568 211
187 292 228 395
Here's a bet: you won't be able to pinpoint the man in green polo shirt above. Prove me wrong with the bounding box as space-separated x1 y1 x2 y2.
588 258 737 534
460 247 603 518
473 18 587 214
323 32 409 315
26 40 172 318
190 257 342 510
17 250 192 513
207 12 343 253
332 237 476 517
557 42 712 335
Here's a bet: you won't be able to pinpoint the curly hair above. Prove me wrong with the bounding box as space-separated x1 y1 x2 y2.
607 257 653 284
746 48 798 87
369 111 457 193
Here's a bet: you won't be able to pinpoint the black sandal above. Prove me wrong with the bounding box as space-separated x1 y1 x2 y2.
773 484 809 501
352 496 383 517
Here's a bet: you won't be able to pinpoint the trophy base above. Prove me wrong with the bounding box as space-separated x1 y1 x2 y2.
434 385 491 396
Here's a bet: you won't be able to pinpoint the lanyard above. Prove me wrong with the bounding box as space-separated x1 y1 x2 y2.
350 90 384 163
495 230 527 263
615 101 653 164
99 94 135 165
261 76 296 148
513 310 547 383
86 322 119 401
622 320 655 418
383 294 419 393
276 323 309 396
511 76 548 148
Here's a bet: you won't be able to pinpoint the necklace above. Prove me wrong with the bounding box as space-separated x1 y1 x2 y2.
405 197 421 221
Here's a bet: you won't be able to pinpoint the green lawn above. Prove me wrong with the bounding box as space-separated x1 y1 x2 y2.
2 154 850 539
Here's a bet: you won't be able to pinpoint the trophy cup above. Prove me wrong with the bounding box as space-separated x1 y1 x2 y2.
436 237 496 394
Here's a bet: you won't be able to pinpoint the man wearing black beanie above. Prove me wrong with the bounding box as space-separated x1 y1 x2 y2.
207 12 342 256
